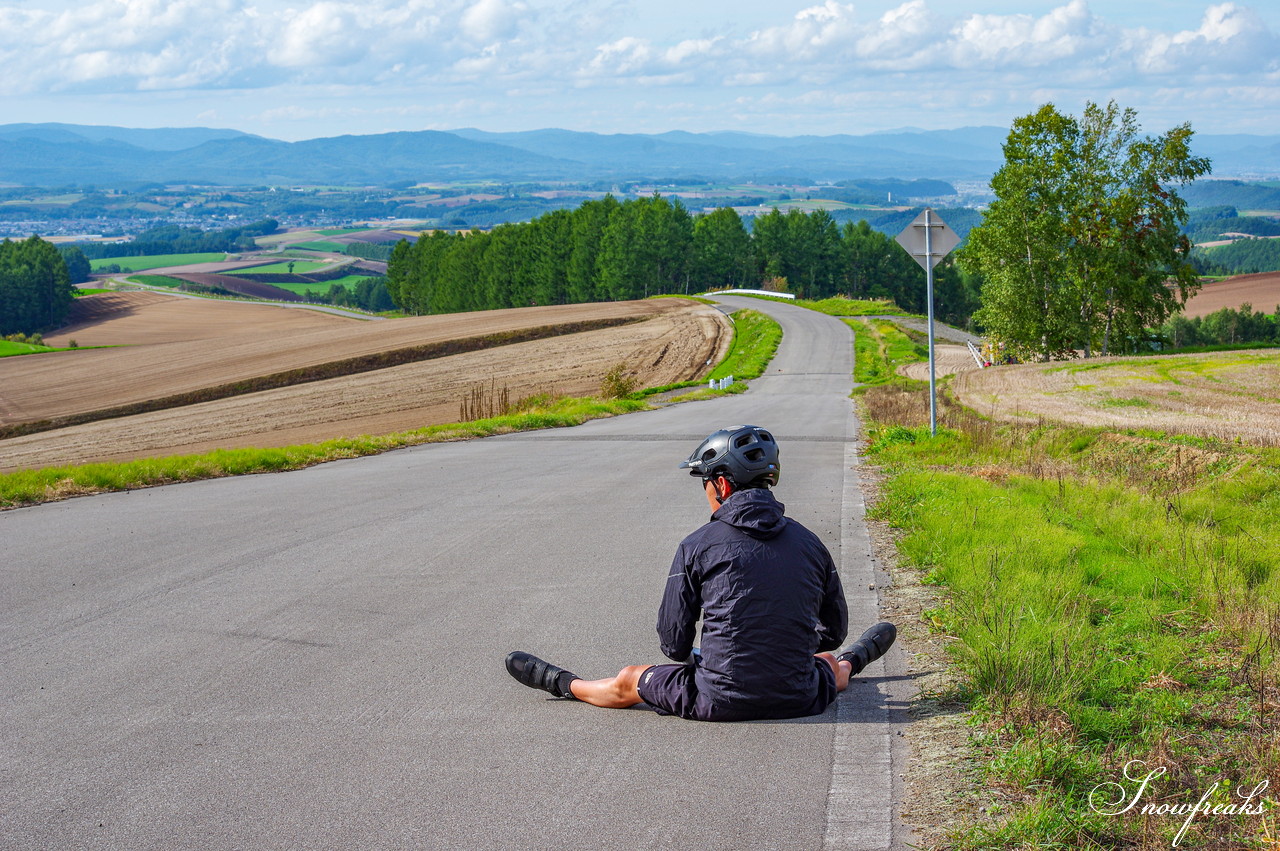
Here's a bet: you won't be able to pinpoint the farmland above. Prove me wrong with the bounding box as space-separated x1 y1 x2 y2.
90 252 227 272
0 292 726 472
950 349 1280 444
1182 270 1280 317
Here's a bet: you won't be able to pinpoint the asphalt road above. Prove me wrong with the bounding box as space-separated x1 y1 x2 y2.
1 296 913 850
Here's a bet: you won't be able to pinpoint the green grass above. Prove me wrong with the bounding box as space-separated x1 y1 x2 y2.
127 275 189 288
90 252 226 272
0 396 650 509
707 309 782 382
0 340 56 357
848 318 928 385
73 288 112 296
853 336 1280 847
225 260 329 275
270 275 382 296
637 308 782 400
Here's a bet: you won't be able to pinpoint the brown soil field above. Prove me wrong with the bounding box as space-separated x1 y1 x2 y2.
1182 272 1280 317
171 273 302 301
44 291 353 347
0 296 726 471
951 349 1280 444
5 294 710 425
897 344 980 381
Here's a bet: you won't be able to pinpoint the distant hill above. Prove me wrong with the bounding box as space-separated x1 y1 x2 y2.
1 122 1277 188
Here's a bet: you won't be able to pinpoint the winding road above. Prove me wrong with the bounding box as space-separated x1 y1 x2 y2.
0 296 914 850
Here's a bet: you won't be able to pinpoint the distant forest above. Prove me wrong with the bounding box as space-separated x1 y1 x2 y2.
75 219 280 259
387 196 981 326
1192 237 1280 275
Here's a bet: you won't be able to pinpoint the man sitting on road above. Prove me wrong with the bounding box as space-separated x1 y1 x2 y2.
505 424 896 722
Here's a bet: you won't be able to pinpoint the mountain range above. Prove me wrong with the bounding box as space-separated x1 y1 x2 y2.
1 122 1277 187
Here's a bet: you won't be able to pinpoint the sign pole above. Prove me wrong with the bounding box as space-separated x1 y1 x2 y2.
894 207 958 439
925 208 937 436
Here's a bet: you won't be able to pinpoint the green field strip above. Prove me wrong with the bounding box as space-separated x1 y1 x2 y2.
89 252 227 271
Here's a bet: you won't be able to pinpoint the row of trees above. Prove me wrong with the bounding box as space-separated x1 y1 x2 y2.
76 219 279 260
963 101 1211 360
303 278 396 312
0 237 74 335
1159 304 1280 348
386 196 980 324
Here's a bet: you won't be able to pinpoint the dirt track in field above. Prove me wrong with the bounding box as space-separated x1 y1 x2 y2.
896 344 981 381
1183 272 1280 317
0 294 728 471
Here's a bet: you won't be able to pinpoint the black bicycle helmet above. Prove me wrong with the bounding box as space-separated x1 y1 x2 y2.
679 425 780 488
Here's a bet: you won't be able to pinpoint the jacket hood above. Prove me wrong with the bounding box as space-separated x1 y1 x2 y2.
712 488 788 539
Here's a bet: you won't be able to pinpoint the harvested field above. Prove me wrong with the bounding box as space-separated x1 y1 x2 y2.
0 301 727 471
5 296 707 425
951 349 1280 444
1182 271 1280 317
45 291 352 347
897 344 980 381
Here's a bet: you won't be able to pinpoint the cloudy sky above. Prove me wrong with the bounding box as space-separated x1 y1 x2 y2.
2 0 1277 141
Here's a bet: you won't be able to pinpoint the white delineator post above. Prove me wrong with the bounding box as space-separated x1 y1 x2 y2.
894 208 960 437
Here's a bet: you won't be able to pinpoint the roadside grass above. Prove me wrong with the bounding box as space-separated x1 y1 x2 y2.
0 397 649 509
848 317 929 386
90 252 226 272
640 308 782 401
857 363 1280 847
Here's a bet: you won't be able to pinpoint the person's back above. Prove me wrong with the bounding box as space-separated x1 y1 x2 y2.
662 486 846 720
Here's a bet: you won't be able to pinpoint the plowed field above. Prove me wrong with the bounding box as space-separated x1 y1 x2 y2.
0 293 728 471
1183 272 1280 317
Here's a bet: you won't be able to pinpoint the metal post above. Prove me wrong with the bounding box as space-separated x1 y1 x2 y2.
925 208 937 436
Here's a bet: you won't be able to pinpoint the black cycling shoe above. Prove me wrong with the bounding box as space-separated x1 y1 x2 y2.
506 651 577 698
836 622 897 676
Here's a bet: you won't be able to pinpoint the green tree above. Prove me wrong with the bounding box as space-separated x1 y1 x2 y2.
58 245 92 284
962 101 1210 360
0 237 74 335
691 207 755 291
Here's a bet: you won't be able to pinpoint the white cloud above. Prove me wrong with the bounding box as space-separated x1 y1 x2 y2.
1 0 1278 137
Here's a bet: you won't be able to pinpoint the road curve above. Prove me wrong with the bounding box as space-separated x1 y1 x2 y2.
0 296 912 850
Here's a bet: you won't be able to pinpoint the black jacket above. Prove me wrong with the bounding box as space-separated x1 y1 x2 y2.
657 488 848 714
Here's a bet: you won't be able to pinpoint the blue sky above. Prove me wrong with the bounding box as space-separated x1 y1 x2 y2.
1 0 1277 141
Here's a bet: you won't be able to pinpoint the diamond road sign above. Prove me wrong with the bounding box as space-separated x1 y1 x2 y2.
895 208 960 271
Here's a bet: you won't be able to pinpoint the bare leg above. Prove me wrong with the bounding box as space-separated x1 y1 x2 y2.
568 664 653 708
817 652 852 692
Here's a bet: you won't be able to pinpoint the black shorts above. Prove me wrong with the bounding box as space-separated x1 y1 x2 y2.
636 659 838 722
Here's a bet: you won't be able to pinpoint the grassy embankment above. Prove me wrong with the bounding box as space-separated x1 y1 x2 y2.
0 309 781 508
89 252 227 272
642 308 782 401
852 323 1279 847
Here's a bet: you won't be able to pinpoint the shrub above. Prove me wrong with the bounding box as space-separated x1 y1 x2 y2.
600 363 636 398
